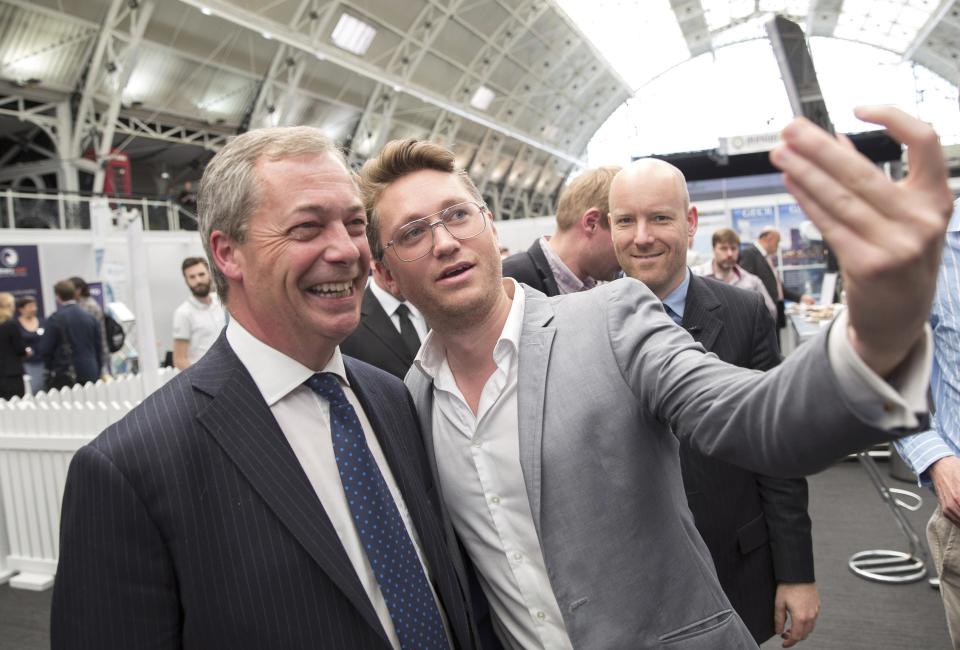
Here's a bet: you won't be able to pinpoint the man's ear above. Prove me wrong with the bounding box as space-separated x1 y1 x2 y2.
209 230 243 283
373 259 404 300
686 205 699 238
582 208 603 235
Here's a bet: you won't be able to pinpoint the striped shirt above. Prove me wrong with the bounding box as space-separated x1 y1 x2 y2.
896 199 960 483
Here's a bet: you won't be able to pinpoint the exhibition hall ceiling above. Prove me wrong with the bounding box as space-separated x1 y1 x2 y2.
0 0 957 213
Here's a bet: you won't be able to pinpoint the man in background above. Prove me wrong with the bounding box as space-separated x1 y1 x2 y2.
739 226 814 329
69 276 110 375
610 158 819 647
692 228 777 322
172 256 226 369
895 198 960 645
501 166 621 295
341 262 428 379
40 279 101 387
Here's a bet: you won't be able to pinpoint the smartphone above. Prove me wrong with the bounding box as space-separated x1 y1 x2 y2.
765 14 835 136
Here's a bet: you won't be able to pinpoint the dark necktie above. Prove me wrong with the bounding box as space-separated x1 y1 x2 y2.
663 303 683 326
305 373 447 649
395 304 421 357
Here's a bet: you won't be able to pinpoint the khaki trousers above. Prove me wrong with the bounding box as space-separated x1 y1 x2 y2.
928 505 960 649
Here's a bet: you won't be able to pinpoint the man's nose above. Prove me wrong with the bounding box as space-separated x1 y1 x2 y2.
431 223 460 257
324 222 361 264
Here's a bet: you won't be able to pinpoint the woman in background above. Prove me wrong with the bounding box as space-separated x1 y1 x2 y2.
0 292 27 400
16 295 44 394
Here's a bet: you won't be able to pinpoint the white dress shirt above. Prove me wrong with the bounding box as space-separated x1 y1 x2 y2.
368 278 429 342
414 278 929 650
225 319 445 650
416 279 573 650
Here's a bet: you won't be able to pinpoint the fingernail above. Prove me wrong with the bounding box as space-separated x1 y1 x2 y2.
771 146 791 165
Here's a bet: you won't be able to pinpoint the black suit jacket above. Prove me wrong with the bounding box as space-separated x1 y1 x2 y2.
501 239 559 297
679 274 814 644
0 318 26 379
51 335 480 650
738 245 802 329
340 289 417 380
39 303 101 382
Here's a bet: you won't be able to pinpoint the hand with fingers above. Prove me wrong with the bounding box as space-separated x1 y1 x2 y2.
770 106 954 378
930 456 960 527
774 582 820 648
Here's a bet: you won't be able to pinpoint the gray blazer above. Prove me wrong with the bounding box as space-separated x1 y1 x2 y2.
406 278 916 649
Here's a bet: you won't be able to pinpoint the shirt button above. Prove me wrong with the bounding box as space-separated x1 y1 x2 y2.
513 552 523 561
472 441 482 448
882 402 895 413
491 496 501 505
536 611 546 620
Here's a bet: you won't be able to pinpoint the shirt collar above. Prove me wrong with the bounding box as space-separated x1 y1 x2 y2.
415 278 525 382
661 267 692 321
367 276 424 321
539 236 595 294
753 240 771 257
949 199 960 232
225 317 347 407
187 293 216 309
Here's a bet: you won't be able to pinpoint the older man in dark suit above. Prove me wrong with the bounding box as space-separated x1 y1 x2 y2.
739 226 815 328
51 127 480 650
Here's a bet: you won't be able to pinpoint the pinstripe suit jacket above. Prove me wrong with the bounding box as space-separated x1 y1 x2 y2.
679 274 813 644
51 335 479 650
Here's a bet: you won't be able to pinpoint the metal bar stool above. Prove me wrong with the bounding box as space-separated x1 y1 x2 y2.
848 452 930 584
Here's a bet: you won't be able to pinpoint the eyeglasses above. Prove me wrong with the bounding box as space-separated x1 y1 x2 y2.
384 201 488 262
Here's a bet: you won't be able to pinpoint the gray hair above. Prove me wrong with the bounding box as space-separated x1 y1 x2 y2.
197 126 348 302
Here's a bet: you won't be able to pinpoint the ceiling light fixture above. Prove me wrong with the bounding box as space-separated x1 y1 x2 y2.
331 14 377 56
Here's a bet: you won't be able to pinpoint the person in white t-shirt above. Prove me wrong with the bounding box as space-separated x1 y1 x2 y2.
172 257 226 369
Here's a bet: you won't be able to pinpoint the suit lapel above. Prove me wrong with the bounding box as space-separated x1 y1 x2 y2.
683 274 724 351
517 290 557 537
360 290 414 366
528 240 560 297
191 338 389 645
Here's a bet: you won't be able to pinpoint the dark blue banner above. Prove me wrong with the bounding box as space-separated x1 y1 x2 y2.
0 245 45 319
87 281 105 312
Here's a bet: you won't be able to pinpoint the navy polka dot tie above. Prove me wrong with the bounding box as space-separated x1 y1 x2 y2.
306 373 448 649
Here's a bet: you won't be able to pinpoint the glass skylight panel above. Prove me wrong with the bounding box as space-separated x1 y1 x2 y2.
759 0 809 16
554 0 688 90
331 14 376 56
712 16 768 49
836 0 938 53
703 0 733 31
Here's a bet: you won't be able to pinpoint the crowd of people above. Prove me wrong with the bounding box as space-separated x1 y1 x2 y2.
0 277 113 400
41 106 960 650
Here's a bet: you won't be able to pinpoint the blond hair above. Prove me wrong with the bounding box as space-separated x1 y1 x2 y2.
198 126 347 302
0 292 14 323
555 165 622 231
358 139 483 260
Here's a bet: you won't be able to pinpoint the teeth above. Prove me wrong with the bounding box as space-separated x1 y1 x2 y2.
308 281 354 297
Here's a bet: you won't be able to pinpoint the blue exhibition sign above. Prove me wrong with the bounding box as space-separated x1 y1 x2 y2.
731 206 775 240
0 244 45 319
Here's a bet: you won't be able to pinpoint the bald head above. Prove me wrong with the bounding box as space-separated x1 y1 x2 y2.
608 158 698 299
610 158 690 216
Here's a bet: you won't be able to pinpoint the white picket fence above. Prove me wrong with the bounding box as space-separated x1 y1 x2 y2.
0 369 177 590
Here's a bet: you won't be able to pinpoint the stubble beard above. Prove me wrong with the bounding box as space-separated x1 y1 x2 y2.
190 282 211 298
